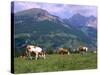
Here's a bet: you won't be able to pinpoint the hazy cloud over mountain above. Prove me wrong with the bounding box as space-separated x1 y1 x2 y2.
14 1 97 19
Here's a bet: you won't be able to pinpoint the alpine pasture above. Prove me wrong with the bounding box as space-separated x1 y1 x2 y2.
14 53 97 74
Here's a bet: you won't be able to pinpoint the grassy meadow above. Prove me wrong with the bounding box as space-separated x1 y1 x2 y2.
14 53 97 74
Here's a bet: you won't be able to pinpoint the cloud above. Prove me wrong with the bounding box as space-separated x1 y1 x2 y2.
13 1 97 18
87 19 97 28
14 1 41 12
66 5 97 17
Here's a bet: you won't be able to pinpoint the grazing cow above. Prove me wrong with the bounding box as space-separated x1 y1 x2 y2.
79 46 88 55
26 45 46 60
58 48 70 55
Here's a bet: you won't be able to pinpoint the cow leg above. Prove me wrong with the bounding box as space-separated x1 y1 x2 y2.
80 51 83 55
26 50 32 59
42 52 46 59
85 50 87 55
26 50 28 57
29 52 32 60
39 54 42 58
39 52 42 58
85 52 87 55
43 51 46 59
68 52 70 55
43 54 46 59
35 52 38 60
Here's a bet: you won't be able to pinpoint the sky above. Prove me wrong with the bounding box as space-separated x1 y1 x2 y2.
13 1 97 19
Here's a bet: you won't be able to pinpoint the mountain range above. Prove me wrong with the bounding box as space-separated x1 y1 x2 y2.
12 8 97 55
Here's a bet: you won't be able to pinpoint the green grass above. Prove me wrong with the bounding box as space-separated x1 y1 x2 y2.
14 53 97 74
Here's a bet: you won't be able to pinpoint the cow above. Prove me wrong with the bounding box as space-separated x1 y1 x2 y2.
58 48 70 55
79 46 88 55
26 45 46 60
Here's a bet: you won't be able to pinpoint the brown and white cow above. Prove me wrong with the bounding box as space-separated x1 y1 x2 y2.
79 46 88 55
58 48 70 55
26 45 46 60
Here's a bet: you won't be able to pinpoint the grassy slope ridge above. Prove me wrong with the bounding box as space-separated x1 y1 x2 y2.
14 53 97 73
